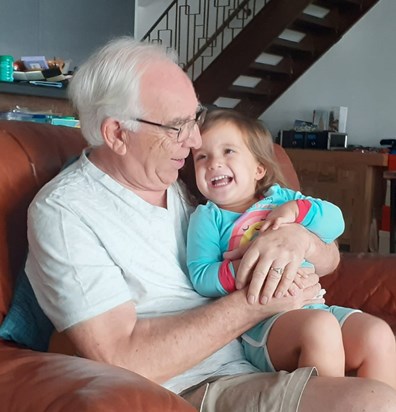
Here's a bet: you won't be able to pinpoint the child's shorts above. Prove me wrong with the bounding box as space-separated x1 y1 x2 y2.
241 304 361 372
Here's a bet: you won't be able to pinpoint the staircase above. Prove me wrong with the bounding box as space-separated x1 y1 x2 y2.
142 0 381 117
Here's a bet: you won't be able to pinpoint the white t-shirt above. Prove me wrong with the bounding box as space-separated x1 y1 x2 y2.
25 150 257 393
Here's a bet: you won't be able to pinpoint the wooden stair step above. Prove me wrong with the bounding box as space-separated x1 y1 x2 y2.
296 8 339 31
228 76 287 99
314 0 362 8
226 85 272 98
271 36 315 54
248 59 293 76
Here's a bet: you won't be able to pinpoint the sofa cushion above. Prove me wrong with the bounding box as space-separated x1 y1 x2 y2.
0 341 196 412
0 269 54 351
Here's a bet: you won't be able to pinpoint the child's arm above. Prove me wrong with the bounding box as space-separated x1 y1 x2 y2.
259 201 300 231
187 205 236 297
260 186 345 243
292 197 344 243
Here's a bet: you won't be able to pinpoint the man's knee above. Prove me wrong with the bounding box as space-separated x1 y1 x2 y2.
300 376 396 412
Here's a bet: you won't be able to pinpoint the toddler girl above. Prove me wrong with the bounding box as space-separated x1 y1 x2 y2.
186 109 396 387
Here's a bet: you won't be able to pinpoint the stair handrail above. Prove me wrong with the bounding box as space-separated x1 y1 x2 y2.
141 1 178 43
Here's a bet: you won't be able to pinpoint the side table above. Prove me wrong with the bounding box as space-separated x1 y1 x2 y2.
383 170 396 253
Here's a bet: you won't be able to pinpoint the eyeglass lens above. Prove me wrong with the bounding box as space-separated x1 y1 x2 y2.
177 108 207 142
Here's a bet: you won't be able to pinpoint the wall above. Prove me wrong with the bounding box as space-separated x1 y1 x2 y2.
261 0 396 147
135 0 172 40
0 0 135 69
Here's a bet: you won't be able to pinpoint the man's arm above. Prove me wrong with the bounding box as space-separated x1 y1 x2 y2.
304 227 340 274
66 276 322 385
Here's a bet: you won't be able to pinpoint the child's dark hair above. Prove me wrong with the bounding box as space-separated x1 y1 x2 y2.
180 108 287 206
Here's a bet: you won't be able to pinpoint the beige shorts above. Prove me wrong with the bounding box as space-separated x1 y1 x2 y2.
180 367 317 412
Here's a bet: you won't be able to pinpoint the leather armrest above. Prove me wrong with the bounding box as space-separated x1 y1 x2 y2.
320 253 396 329
0 341 195 412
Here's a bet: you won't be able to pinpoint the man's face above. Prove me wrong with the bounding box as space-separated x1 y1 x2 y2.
122 60 202 193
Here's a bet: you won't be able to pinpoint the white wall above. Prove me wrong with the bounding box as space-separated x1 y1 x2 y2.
261 0 396 147
135 0 172 40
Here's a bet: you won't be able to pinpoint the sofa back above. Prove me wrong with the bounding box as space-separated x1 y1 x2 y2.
0 120 300 323
0 121 86 322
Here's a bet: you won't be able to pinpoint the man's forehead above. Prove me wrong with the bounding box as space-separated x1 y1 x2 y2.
141 61 198 119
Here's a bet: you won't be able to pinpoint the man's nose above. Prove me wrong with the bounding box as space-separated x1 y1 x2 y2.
184 124 202 149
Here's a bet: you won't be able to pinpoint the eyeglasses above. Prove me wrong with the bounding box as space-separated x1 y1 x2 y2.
132 105 207 143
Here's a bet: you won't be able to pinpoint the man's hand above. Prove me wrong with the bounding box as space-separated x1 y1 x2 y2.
224 224 336 305
247 271 325 314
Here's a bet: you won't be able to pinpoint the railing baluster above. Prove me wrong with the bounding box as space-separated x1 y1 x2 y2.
141 0 271 80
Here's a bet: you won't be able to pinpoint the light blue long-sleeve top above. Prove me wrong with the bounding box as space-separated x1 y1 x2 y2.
187 184 344 297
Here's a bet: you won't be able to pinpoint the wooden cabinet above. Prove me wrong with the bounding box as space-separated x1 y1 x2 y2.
285 149 388 252
383 170 396 253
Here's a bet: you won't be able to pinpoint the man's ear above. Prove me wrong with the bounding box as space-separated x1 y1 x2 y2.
101 118 128 155
255 163 267 181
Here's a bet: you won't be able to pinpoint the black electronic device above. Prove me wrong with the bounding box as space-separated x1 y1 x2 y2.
278 130 305 148
380 139 396 154
278 130 348 150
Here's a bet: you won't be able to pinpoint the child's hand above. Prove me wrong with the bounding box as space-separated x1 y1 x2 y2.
286 268 325 303
260 201 299 231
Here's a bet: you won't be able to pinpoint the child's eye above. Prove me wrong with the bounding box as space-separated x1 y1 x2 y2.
194 154 206 161
225 148 235 155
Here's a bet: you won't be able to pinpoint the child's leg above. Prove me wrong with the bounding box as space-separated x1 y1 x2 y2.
342 312 396 389
266 309 345 376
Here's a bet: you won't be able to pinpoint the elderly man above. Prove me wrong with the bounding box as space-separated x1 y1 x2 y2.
25 37 396 411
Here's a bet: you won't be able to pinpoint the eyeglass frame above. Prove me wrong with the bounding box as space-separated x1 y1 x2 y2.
131 105 207 142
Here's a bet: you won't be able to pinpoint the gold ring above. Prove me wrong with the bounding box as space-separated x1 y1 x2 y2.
270 267 284 275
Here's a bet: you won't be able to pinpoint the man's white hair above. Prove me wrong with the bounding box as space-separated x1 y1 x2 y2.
68 36 178 146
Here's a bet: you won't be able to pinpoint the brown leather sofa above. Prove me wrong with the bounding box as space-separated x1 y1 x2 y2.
0 120 395 411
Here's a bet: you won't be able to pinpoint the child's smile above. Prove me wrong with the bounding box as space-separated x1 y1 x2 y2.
210 174 233 187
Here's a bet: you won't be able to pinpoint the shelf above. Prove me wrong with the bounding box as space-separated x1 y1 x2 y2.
0 80 68 99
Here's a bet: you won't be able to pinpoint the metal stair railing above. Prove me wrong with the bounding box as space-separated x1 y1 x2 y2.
141 0 272 80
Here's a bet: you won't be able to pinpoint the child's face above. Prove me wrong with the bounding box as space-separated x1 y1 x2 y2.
192 121 266 212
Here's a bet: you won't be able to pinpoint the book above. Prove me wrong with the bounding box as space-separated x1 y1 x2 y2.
329 106 348 133
21 56 48 70
13 71 45 81
313 110 329 130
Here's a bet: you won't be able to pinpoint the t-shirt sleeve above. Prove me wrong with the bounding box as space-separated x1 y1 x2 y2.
25 195 132 332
